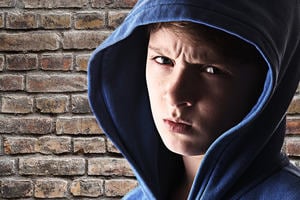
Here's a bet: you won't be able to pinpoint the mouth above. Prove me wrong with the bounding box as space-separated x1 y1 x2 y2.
163 119 192 134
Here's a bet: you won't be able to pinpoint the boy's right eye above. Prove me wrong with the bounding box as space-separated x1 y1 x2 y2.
153 56 174 66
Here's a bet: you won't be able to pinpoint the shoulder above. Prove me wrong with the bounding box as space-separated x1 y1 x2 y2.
243 163 300 199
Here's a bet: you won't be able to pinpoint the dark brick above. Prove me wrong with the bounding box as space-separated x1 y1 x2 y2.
6 54 38 71
0 179 33 198
19 157 85 176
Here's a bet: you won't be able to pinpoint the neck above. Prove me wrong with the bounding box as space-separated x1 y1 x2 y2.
182 155 204 187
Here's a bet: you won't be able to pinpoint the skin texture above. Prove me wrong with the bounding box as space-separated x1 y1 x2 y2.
145 25 267 199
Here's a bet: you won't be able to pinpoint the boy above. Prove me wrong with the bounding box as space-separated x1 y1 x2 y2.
88 0 300 199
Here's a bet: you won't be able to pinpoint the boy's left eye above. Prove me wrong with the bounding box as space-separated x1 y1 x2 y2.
203 65 222 75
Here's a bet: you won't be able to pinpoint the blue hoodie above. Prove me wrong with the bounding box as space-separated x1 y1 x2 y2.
88 0 300 199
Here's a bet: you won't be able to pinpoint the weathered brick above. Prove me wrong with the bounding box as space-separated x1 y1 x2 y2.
34 179 68 198
91 0 137 8
63 31 109 49
19 157 85 176
56 116 103 135
41 54 72 71
4 137 37 154
88 158 133 176
285 138 300 156
36 95 69 113
0 74 24 91
40 13 71 29
288 96 300 114
0 179 33 198
7 12 37 29
71 94 91 113
36 136 71 154
75 54 90 71
74 137 105 154
0 32 60 51
0 158 15 175
107 139 121 154
291 159 300 168
6 54 38 71
0 117 53 134
27 74 87 93
23 0 89 8
71 179 103 197
286 118 300 135
0 55 4 71
0 137 2 155
0 0 16 7
1 95 34 114
0 13 3 28
75 12 105 29
105 179 138 197
108 11 129 29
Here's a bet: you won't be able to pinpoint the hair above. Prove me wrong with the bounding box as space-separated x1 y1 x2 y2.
148 21 267 68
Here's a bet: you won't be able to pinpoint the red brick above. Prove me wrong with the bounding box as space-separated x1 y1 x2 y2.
6 54 38 71
41 54 72 71
56 116 103 135
0 117 53 134
36 95 69 113
4 137 37 154
63 31 109 49
288 96 300 114
71 94 91 113
36 136 71 154
23 0 89 8
105 179 138 197
74 137 106 154
0 55 4 71
285 138 300 156
7 12 37 29
75 54 90 72
88 158 134 176
34 179 68 198
70 179 103 197
0 75 24 91
0 0 16 7
286 118 300 135
26 74 87 93
0 158 15 175
91 0 137 8
0 13 4 28
0 32 60 51
1 95 34 114
108 11 129 29
19 157 85 176
0 179 33 198
107 139 121 154
75 12 105 29
40 13 71 29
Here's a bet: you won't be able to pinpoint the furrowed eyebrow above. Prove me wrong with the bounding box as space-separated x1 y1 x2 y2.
148 45 170 55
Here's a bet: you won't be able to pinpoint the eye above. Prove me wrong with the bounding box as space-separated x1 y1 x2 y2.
203 65 223 75
153 56 174 66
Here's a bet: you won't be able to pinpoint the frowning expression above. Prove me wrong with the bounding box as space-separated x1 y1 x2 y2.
146 26 266 156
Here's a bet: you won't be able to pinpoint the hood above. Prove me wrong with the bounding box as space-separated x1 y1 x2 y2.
88 0 300 199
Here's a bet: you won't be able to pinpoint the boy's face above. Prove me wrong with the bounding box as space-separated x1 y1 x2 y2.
146 27 266 156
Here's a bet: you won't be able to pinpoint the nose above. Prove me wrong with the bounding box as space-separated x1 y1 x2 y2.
163 67 194 108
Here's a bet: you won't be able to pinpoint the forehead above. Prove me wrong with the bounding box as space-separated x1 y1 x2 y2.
147 22 265 66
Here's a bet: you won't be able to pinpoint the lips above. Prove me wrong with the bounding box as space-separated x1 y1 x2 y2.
163 119 192 133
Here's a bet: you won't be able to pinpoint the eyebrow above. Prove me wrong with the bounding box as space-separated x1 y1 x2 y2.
148 45 171 55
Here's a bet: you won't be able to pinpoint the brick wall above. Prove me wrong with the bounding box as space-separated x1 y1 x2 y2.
0 0 299 199
0 0 138 199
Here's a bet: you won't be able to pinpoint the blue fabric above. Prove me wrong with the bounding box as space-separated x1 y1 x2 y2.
88 0 300 199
